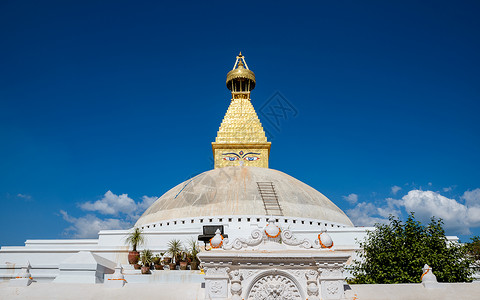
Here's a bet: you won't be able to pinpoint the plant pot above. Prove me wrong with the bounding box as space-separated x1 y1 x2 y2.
164 257 171 264
179 261 188 270
128 251 140 264
141 266 150 274
154 264 164 270
134 263 141 270
168 263 176 270
190 261 199 270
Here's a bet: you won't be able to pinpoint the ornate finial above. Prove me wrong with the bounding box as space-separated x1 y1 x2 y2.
238 51 242 57
237 58 244 68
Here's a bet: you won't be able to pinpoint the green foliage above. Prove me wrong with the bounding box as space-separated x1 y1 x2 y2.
349 213 473 284
140 249 154 266
167 239 184 264
187 238 201 263
466 236 480 268
125 227 145 252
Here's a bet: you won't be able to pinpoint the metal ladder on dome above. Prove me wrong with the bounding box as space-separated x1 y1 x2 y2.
257 182 283 216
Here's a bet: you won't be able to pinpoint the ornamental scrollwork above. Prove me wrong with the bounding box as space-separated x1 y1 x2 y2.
223 229 263 250
247 275 302 300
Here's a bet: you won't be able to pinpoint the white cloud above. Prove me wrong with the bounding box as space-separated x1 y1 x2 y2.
60 191 159 237
443 187 453 192
344 187 480 234
462 188 480 207
346 202 390 226
80 190 138 215
16 193 32 200
391 185 402 195
402 190 480 234
343 193 358 204
137 195 158 211
428 182 432 186
60 210 130 238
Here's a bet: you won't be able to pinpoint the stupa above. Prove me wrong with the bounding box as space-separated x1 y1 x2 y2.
135 53 353 232
1 52 474 300
0 52 368 286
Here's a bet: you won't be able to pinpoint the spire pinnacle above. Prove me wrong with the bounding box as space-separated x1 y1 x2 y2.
213 53 271 169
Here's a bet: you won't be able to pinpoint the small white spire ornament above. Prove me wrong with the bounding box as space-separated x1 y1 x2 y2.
105 264 126 287
318 227 333 248
421 264 442 288
264 217 281 239
9 261 33 287
210 229 224 249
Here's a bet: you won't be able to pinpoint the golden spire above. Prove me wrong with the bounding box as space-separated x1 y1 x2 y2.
212 53 271 169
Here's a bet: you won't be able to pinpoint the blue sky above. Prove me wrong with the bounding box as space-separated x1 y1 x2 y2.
1 1 479 245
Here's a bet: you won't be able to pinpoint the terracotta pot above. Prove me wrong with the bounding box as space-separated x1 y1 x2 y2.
128 251 140 264
169 263 176 270
179 261 188 270
190 261 199 270
141 266 150 274
134 263 141 270
154 264 164 270
164 257 171 264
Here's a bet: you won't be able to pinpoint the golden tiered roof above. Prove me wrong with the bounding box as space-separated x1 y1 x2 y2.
212 53 271 169
214 98 268 144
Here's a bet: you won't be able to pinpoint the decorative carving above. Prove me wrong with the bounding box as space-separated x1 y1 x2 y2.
305 269 318 281
229 269 243 282
204 266 230 280
210 281 223 294
281 228 319 249
305 270 320 300
210 229 224 248
319 267 343 279
223 229 263 250
326 281 339 294
223 219 333 250
243 270 255 280
229 270 243 300
318 227 334 248
247 275 302 300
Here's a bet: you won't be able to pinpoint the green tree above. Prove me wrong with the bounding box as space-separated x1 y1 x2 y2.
466 236 480 269
349 213 473 284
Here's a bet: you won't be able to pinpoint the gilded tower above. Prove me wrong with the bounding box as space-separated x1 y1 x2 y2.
212 53 271 168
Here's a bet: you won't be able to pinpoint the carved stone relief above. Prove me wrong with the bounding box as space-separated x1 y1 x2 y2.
247 274 302 300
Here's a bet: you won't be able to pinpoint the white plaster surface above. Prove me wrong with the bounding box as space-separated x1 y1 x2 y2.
2 281 480 300
135 166 354 226
0 281 205 299
348 283 480 300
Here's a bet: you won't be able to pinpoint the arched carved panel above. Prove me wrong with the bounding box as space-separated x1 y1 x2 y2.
247 274 302 300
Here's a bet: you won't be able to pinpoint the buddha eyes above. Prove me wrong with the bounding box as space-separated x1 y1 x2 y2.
222 154 260 161
223 157 238 161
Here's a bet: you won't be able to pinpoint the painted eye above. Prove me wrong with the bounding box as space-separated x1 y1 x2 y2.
223 157 238 161
244 156 260 161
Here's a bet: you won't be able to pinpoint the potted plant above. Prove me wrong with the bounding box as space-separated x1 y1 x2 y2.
125 227 145 265
163 255 171 265
188 238 201 270
140 249 153 274
153 254 163 270
167 239 183 270
179 251 188 270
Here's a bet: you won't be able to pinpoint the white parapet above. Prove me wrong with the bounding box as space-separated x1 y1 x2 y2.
53 251 116 284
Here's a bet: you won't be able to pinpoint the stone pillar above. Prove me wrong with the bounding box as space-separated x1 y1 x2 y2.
204 266 230 299
229 269 243 300
305 269 320 300
318 263 345 300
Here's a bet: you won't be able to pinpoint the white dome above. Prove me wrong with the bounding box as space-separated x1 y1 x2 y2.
135 166 353 227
